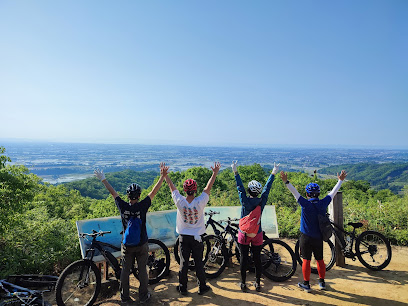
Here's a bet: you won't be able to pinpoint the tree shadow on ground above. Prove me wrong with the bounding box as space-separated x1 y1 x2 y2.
331 262 408 286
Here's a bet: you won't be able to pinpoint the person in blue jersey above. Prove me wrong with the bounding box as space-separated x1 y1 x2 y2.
231 161 279 292
94 163 168 305
280 170 347 293
164 162 220 296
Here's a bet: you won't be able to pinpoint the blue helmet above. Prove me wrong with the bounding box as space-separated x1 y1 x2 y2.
305 183 320 194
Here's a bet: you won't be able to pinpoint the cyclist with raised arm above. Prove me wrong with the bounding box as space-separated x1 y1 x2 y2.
280 170 347 292
164 162 221 296
231 161 279 293
94 163 168 305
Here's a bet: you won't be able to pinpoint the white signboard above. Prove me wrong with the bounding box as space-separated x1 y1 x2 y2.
76 205 278 261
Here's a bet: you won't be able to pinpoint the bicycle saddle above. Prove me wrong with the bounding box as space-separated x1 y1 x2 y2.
348 222 363 228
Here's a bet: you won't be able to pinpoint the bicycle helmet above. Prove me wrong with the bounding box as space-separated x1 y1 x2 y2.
183 179 197 194
248 180 262 196
305 182 320 194
127 183 142 200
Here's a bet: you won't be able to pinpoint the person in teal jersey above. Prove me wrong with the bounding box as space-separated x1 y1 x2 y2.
231 161 279 292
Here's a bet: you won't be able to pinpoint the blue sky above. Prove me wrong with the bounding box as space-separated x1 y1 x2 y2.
1 1 407 148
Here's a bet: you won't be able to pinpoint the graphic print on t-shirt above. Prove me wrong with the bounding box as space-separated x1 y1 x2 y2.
182 206 199 224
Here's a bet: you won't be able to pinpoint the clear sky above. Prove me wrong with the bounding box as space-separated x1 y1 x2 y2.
1 1 407 148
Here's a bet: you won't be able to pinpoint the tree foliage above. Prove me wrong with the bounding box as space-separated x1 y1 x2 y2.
319 163 408 193
1 146 408 279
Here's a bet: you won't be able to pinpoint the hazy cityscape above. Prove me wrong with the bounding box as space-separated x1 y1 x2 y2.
2 141 408 184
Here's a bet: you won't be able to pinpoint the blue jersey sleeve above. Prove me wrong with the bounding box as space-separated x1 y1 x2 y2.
235 174 248 206
260 173 275 208
297 196 309 207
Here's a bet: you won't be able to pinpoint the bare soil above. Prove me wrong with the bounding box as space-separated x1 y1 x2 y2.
85 239 408 305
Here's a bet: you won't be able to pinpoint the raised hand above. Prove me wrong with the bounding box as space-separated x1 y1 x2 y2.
272 162 280 175
160 162 169 176
231 160 238 173
338 170 347 181
280 171 288 183
211 162 221 174
94 169 106 181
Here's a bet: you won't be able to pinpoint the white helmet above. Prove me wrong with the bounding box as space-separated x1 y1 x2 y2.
248 180 262 195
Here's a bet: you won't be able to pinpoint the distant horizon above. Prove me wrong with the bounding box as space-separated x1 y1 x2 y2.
2 138 408 151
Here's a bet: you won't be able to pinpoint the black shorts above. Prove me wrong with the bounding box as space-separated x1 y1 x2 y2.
299 232 324 261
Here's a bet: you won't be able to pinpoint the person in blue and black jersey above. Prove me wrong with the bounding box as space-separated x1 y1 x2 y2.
94 163 168 305
231 161 279 293
280 170 347 293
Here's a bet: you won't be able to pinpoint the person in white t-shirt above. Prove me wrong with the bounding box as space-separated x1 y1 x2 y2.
164 162 221 296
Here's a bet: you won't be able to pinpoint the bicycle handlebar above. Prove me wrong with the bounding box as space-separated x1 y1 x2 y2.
79 230 111 238
205 210 220 216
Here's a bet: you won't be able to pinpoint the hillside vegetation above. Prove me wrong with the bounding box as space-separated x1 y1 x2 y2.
319 163 408 193
63 169 158 199
1 146 407 279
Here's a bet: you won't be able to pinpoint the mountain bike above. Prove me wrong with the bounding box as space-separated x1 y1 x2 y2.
295 219 392 274
201 212 296 281
0 279 52 306
174 210 247 273
55 230 170 306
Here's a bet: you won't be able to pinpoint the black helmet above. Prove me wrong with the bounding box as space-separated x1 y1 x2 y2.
127 183 141 200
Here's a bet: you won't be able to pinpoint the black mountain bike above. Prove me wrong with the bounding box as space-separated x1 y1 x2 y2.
295 219 392 274
55 230 170 306
174 210 296 281
0 278 52 306
203 217 297 281
174 210 247 274
173 211 223 270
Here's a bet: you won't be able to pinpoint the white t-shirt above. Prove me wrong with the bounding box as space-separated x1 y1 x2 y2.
171 190 209 236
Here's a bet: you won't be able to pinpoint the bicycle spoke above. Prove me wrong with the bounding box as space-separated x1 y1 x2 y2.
355 231 392 271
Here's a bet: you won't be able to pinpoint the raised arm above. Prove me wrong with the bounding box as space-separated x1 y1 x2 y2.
328 170 347 199
94 169 119 199
203 162 221 195
164 166 178 193
280 171 301 201
260 162 280 200
148 162 169 200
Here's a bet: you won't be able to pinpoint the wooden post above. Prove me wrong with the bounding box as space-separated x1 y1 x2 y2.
96 261 109 280
333 192 345 267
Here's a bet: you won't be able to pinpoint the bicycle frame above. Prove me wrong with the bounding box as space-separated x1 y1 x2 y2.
330 221 358 257
0 279 48 305
82 234 122 279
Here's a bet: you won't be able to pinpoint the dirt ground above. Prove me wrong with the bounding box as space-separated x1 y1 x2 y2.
80 239 407 306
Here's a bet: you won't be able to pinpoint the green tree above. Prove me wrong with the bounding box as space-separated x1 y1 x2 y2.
0 147 41 234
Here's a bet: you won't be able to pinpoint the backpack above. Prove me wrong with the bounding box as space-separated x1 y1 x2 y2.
239 204 262 238
311 202 333 242
317 213 333 242
122 216 142 246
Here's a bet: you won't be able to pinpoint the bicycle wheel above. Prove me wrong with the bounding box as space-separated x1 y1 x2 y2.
174 236 198 270
133 239 170 284
55 259 101 306
203 235 228 279
294 239 336 274
355 230 392 271
261 239 297 282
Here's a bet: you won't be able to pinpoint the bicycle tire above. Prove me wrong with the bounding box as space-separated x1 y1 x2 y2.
133 239 170 284
294 238 336 274
203 234 228 279
55 259 101 306
355 230 392 271
235 232 271 273
261 239 297 282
